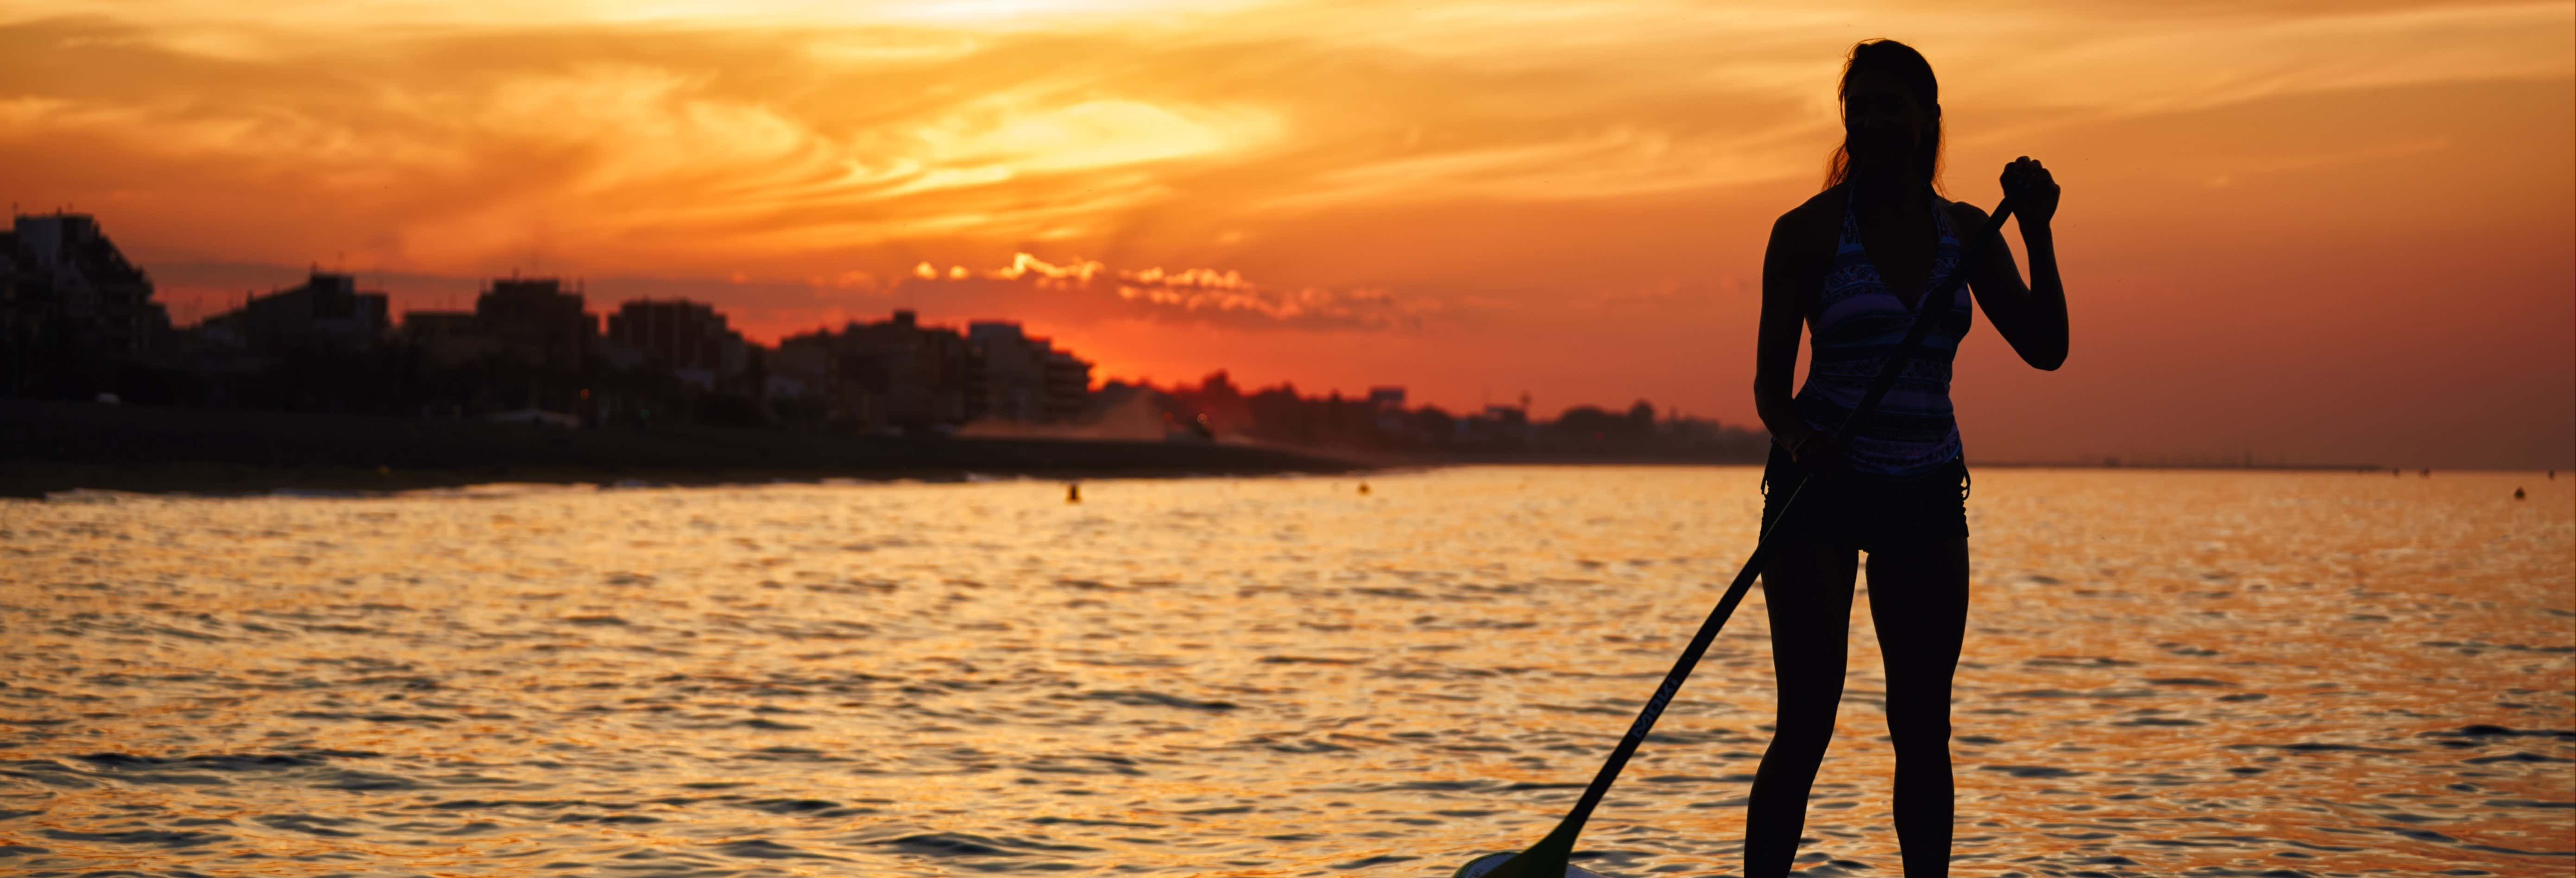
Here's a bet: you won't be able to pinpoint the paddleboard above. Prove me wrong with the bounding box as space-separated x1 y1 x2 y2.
1450 852 1609 878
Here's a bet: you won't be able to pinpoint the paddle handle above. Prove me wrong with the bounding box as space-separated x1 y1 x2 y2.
1488 195 2020 877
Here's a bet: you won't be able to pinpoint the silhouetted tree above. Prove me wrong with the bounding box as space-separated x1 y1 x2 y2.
1628 399 1656 435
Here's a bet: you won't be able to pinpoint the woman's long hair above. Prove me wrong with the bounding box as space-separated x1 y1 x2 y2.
1823 39 1944 194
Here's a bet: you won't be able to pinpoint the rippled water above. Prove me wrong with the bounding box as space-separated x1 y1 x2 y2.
2 466 2570 877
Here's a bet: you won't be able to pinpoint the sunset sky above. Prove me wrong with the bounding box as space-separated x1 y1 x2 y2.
4 0 2570 468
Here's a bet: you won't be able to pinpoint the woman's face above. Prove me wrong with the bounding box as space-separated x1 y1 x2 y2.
1843 67 1929 166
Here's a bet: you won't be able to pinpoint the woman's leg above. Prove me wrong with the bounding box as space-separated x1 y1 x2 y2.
1863 536 1970 877
1744 537 1859 878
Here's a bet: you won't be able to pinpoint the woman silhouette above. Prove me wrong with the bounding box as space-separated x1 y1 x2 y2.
1747 39 2066 877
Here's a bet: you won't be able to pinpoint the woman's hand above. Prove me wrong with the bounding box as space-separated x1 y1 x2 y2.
1789 429 1852 480
2001 156 2057 226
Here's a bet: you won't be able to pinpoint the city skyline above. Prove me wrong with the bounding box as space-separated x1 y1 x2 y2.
3 1 2570 469
142 241 1673 426
9 207 1788 472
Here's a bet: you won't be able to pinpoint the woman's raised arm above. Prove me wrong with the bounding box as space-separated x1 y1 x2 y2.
1959 157 2067 370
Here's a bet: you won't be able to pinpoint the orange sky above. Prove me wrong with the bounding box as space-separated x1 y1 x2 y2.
4 0 2570 468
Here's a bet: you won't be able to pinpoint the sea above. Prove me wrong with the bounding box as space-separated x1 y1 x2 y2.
1 465 2570 877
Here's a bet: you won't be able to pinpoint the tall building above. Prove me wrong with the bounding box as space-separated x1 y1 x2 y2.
398 311 489 367
771 309 992 431
2 212 171 395
966 321 1093 423
605 298 746 389
475 277 595 370
196 271 390 352
401 276 597 370
851 310 967 428
1042 348 1091 423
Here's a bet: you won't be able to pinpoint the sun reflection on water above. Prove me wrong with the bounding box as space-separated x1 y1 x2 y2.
1 467 2569 876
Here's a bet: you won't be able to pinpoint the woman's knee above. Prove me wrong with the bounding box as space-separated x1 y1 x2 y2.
1884 708 1952 752
1761 719 1837 761
1771 696 1842 735
1771 660 1850 709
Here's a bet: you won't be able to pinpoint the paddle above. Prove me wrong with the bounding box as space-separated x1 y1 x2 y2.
1452 192 2021 878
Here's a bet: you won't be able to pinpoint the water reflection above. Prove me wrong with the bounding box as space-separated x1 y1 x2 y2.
0 467 2568 876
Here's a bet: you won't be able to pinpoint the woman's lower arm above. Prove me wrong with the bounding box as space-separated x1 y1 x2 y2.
1754 386 1808 449
2020 222 2069 367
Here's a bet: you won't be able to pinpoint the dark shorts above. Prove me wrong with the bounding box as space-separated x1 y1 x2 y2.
1759 443 1970 554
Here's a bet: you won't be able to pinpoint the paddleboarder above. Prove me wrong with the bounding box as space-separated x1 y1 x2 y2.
1449 38 2062 878
1746 38 2067 878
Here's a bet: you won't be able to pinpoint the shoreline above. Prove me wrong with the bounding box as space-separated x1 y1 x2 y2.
5 401 2544 499
2 460 1355 499
10 457 2476 500
0 400 1371 499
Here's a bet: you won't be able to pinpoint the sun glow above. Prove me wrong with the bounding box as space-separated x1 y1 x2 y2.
3 0 2568 465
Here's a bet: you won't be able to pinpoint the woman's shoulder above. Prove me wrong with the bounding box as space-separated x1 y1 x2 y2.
1773 185 1845 240
1939 196 1990 232
1790 183 1845 220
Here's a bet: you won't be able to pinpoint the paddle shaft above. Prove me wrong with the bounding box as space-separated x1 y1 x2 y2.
1505 195 2020 869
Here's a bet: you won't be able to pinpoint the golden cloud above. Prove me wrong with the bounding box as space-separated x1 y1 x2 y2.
895 251 1431 330
4 1 2561 280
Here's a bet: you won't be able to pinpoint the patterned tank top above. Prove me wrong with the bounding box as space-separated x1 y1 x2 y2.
1793 185 1972 478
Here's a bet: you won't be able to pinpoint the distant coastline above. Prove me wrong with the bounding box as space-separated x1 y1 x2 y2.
0 400 1369 498
8 401 2519 500
0 401 1795 499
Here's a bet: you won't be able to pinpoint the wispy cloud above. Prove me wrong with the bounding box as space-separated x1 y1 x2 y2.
892 252 1431 330
7 1 2558 279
